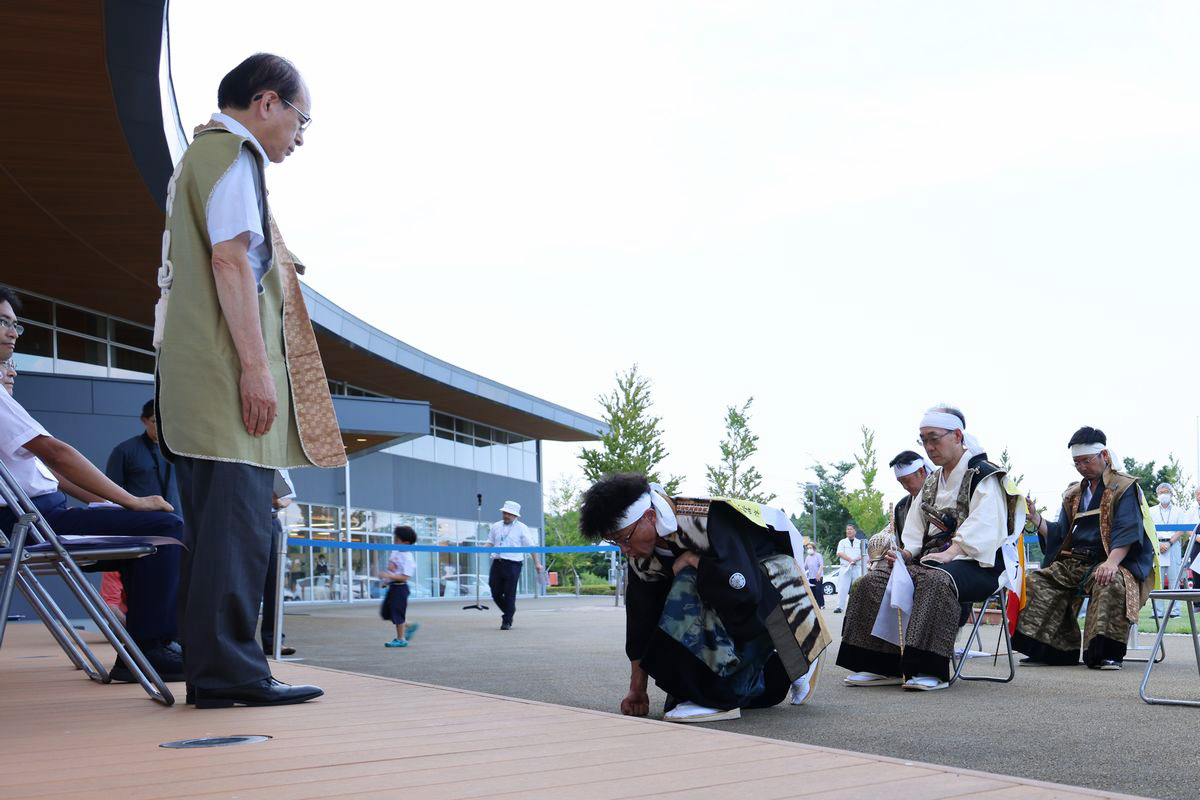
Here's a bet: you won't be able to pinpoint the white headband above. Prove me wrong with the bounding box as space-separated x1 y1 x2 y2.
894 457 934 478
612 483 678 537
1069 442 1106 457
919 408 985 457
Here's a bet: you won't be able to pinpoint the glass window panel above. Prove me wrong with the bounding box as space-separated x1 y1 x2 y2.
508 446 523 478
455 440 474 469
525 451 537 481
55 305 107 338
491 444 508 476
434 412 453 431
111 320 153 351
110 345 155 374
284 544 309 602
456 419 474 437
308 504 339 533
436 518 456 544
15 322 52 360
383 439 412 458
492 429 510 446
475 424 494 444
56 331 107 367
434 435 454 464
474 444 491 472
411 435 434 461
15 293 52 324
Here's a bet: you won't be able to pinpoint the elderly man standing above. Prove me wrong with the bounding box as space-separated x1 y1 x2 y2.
833 525 864 613
486 500 543 630
155 54 346 708
1014 427 1155 670
1148 482 1195 617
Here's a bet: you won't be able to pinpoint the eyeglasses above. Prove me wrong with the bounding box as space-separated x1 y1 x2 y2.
254 93 312 132
603 517 641 548
279 96 312 132
0 319 24 336
1072 454 1102 468
917 430 954 447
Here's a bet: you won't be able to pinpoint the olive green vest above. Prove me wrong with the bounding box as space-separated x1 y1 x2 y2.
155 127 311 468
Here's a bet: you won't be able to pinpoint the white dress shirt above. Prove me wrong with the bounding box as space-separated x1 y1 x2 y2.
901 451 1007 567
486 519 536 562
0 390 59 505
206 113 272 289
1149 502 1197 542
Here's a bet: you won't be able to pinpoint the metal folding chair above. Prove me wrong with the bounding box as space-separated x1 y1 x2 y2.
949 586 1015 684
0 460 177 705
1128 528 1198 664
1138 588 1200 707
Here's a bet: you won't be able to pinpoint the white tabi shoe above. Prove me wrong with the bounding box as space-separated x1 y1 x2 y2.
902 674 949 691
843 671 902 687
662 701 741 723
789 654 823 705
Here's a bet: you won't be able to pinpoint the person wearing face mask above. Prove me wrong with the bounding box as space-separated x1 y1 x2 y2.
837 405 1017 692
1014 427 1156 670
579 474 830 723
1148 483 1195 617
803 543 825 609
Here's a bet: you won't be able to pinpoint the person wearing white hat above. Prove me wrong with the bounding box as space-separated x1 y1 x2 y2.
486 499 543 629
1015 426 1155 670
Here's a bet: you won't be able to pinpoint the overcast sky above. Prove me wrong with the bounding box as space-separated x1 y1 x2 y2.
171 2 1200 521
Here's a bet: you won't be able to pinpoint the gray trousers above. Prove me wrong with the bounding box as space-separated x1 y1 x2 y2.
176 457 274 688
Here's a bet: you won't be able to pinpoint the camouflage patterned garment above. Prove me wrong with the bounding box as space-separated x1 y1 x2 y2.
1013 557 1132 666
658 567 770 681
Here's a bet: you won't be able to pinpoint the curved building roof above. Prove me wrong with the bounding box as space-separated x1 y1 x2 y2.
0 0 605 443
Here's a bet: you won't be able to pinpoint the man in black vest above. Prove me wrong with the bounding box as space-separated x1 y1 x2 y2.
106 400 182 515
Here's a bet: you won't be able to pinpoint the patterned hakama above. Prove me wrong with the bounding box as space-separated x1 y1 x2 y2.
836 558 1002 681
1012 558 1137 666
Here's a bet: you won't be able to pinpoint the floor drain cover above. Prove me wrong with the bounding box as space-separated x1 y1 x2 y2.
160 735 271 749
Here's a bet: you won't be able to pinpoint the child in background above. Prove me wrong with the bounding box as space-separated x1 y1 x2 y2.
380 525 420 647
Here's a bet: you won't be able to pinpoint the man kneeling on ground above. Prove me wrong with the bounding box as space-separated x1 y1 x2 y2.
580 473 830 723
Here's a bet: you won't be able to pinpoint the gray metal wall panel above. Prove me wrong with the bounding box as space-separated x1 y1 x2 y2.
332 396 429 436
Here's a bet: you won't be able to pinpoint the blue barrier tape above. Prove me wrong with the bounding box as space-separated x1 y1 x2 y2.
287 538 618 554
1022 523 1194 544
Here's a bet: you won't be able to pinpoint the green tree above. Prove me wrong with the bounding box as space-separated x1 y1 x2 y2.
796 461 854 555
543 477 608 594
579 364 682 493
705 397 776 504
1122 454 1186 502
840 426 887 536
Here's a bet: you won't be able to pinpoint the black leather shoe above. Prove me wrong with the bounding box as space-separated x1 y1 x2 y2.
500 622 512 630
194 677 323 709
110 642 185 683
263 645 297 656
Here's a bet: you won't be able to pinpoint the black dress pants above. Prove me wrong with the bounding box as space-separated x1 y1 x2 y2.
175 457 274 689
489 559 522 624
0 492 183 643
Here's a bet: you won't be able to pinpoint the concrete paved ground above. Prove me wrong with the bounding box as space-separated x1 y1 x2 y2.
277 595 1198 800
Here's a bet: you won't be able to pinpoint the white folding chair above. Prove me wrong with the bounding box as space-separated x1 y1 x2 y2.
1138 588 1200 707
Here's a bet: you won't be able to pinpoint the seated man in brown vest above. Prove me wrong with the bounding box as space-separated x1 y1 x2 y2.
1014 427 1154 670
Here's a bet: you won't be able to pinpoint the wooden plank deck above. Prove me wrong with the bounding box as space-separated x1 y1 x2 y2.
0 624 1148 800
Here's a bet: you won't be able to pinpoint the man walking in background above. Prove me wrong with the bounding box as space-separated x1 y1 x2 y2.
486 500 543 629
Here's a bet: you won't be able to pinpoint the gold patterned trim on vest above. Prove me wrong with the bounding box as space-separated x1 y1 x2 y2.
270 215 347 468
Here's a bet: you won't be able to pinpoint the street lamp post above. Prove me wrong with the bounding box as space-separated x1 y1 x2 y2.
805 482 819 546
